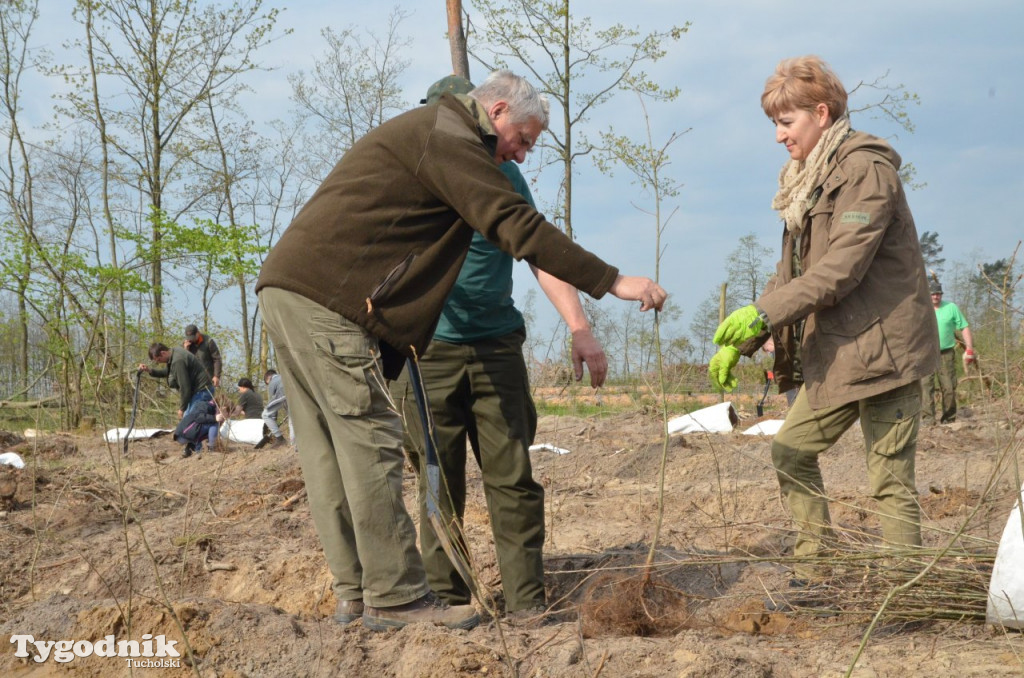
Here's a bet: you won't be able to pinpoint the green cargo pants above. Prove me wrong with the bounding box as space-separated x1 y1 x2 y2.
391 328 545 612
771 380 922 580
258 287 428 608
921 348 958 423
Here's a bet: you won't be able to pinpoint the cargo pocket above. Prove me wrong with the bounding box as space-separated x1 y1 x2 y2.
310 318 388 417
865 391 921 457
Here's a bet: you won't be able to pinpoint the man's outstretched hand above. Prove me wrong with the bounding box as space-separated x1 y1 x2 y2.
609 275 667 312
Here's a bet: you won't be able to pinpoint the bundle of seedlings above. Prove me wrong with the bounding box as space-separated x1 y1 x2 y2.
804 545 993 623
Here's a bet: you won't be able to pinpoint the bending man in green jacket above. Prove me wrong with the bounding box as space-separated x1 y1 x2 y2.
138 342 214 421
256 70 666 632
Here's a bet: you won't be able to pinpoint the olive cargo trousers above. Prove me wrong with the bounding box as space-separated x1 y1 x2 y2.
258 287 429 607
771 381 922 579
921 348 958 424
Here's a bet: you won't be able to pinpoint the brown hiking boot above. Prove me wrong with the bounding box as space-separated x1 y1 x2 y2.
363 592 479 631
334 599 364 624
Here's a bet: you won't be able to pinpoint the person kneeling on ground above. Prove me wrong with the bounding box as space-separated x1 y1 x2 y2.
174 401 224 458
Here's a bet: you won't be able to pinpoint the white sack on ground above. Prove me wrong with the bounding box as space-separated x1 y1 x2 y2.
0 452 25 469
220 419 266 445
987 481 1024 629
529 443 570 455
667 402 738 435
103 427 172 443
742 420 786 436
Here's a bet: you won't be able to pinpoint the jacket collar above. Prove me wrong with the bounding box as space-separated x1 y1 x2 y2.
439 92 498 156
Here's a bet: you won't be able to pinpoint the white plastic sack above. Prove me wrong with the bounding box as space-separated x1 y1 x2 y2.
987 481 1024 629
529 443 570 455
0 452 25 469
103 427 172 443
220 418 266 445
667 402 738 435
742 419 786 436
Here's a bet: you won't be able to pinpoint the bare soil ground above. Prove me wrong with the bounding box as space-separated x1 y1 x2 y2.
1 395 1023 677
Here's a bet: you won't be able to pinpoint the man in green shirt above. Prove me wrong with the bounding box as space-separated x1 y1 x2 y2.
392 75 608 626
921 279 975 424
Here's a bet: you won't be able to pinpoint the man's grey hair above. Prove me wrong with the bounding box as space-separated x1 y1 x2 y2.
468 70 550 129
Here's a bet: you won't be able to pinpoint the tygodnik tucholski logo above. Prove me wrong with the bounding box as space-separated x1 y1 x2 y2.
10 633 181 667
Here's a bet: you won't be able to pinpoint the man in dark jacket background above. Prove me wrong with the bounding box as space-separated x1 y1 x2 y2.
184 324 223 389
255 69 666 632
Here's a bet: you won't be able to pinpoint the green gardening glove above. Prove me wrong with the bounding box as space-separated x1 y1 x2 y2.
708 345 740 392
713 305 764 347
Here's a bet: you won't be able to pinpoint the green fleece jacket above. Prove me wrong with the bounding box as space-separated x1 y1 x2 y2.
256 94 618 375
147 347 213 411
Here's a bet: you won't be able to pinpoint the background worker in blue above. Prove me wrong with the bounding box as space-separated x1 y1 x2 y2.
392 75 608 622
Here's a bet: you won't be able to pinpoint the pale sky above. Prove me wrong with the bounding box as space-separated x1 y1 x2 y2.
31 1 1024 347
271 0 1023 338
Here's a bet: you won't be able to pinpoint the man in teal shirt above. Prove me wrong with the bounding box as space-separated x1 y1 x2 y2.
391 75 607 625
921 279 975 424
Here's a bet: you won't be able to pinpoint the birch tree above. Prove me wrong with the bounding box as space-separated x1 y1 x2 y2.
60 0 281 334
0 0 40 395
468 0 686 239
288 7 410 180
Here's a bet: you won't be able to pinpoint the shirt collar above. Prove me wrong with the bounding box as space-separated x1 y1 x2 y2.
451 93 497 141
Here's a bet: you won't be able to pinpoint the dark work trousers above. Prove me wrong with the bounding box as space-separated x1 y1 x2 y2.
392 328 544 612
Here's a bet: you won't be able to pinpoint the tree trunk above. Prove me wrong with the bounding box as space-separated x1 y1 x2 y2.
446 0 470 78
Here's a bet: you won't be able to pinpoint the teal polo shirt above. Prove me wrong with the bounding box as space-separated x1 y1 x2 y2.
433 162 535 343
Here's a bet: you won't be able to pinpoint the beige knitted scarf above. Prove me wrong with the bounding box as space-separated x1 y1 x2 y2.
772 115 852 231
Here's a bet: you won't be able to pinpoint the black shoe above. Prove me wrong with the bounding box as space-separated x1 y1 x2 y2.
182 444 195 458
765 579 837 615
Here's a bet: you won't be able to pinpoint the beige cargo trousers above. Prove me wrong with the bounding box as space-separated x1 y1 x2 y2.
258 287 430 607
